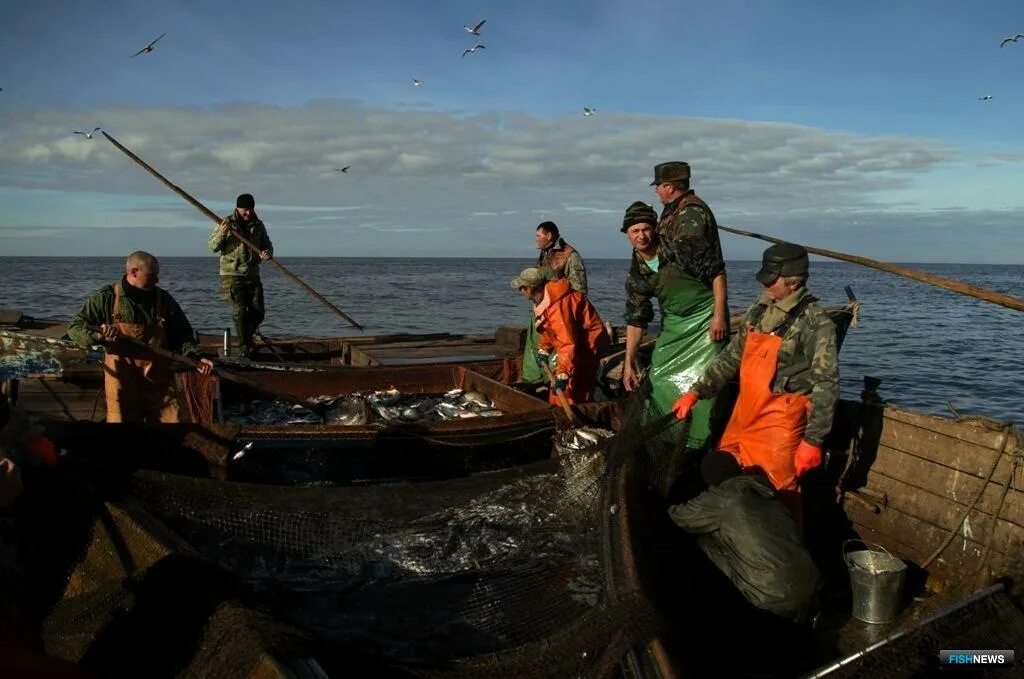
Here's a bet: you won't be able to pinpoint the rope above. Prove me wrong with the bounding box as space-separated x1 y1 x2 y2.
973 425 1022 578
921 422 1017 569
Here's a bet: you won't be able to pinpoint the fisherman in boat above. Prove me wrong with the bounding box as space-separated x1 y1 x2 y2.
669 450 821 623
521 221 590 386
68 251 214 423
673 243 839 521
511 267 609 405
208 192 274 359
621 165 729 452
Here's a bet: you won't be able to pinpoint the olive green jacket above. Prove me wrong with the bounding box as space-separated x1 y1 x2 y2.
208 210 274 278
67 279 201 358
690 287 839 445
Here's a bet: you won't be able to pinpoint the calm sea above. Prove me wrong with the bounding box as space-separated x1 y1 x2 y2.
1 257 1021 425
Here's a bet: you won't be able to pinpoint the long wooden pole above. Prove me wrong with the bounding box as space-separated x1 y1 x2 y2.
717 225 1024 313
88 325 328 419
102 131 364 331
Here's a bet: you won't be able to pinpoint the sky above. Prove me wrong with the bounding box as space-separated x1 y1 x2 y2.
2 0 1024 262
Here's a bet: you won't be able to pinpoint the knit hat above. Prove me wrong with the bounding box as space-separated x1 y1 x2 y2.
236 193 256 209
621 201 658 232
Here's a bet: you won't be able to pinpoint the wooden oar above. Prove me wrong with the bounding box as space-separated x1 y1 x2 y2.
101 131 364 331
541 361 578 424
87 326 328 420
718 224 1024 313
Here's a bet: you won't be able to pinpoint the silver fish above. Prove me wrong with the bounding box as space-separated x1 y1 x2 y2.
232 441 255 461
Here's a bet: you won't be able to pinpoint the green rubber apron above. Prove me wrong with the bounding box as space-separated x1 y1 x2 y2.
648 263 723 449
521 317 544 383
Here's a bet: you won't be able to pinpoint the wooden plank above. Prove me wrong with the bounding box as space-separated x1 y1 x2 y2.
869 446 1024 525
864 469 1024 541
884 406 1014 450
878 417 1019 479
0 311 24 326
460 368 553 414
848 506 1023 590
847 499 1021 569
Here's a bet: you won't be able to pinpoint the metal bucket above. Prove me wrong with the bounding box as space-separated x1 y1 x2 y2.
844 539 907 624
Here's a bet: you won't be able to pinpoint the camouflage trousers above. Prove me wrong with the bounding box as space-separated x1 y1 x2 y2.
220 276 265 355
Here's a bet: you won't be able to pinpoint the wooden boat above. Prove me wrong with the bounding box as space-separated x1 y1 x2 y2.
42 364 559 485
20 380 1023 677
610 387 1024 676
0 301 859 425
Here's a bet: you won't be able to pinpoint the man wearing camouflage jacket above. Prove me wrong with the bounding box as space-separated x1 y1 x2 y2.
672 243 839 514
208 193 274 358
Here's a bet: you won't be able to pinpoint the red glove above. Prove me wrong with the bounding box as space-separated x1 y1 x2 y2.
672 391 699 420
794 440 822 477
26 434 58 468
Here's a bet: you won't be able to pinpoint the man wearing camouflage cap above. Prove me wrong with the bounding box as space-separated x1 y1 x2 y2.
651 161 729 339
672 243 839 520
511 267 609 405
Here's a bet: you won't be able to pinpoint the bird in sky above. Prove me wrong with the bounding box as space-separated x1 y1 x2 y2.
412 79 423 87
334 166 351 173
131 33 165 58
978 95 993 101
73 127 102 139
583 107 596 117
462 44 486 58
464 20 486 36
999 33 1024 47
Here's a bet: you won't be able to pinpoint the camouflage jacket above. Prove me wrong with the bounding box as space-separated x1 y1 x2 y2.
624 250 658 327
67 278 202 358
538 238 588 296
657 192 725 287
207 210 274 278
691 287 839 445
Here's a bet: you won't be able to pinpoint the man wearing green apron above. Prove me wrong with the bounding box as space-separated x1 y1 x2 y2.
622 162 729 450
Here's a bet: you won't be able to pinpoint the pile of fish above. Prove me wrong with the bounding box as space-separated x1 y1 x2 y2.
223 388 505 425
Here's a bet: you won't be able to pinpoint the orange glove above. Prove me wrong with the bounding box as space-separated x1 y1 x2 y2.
26 434 58 468
794 440 822 477
672 391 699 420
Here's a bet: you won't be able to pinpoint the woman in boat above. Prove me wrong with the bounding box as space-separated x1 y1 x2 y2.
673 243 839 521
511 267 608 405
621 172 728 452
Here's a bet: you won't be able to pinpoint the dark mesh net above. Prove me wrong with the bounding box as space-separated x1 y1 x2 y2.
26 385 679 677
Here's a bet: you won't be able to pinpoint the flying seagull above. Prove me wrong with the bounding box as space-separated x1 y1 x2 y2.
583 107 596 117
462 44 485 58
412 79 423 86
464 19 486 36
999 33 1024 47
131 33 165 58
73 127 102 139
978 95 993 101
334 166 351 173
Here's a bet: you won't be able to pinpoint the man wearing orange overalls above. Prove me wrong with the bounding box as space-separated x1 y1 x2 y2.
68 251 214 423
511 267 609 405
671 243 839 519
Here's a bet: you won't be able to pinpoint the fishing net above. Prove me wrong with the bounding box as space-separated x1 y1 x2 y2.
20 380 706 678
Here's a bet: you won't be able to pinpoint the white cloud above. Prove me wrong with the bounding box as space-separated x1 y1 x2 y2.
2 99 1020 261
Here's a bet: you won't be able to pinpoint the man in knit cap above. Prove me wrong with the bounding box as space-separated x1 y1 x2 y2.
621 194 727 453
208 193 274 358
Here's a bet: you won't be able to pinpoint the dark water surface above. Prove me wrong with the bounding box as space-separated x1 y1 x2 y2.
1 257 1021 424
